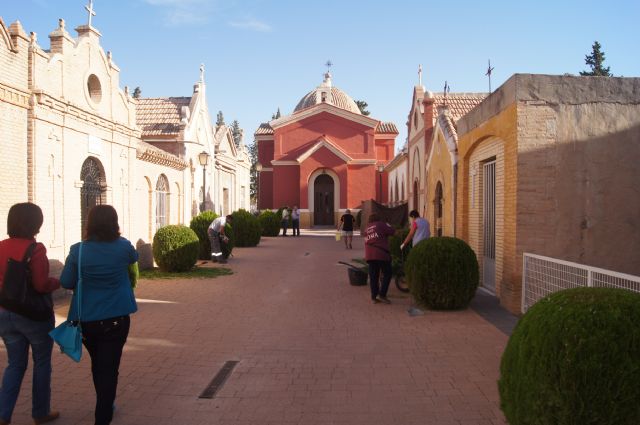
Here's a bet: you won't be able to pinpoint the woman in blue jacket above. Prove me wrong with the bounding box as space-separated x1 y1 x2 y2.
60 205 138 425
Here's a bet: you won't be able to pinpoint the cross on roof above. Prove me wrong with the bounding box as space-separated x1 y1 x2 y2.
485 59 495 93
85 0 96 27
418 64 423 86
325 60 333 73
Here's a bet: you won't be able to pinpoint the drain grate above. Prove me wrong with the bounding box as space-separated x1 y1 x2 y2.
198 360 239 399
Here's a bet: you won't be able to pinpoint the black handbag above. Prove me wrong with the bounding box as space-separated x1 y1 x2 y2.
0 242 53 321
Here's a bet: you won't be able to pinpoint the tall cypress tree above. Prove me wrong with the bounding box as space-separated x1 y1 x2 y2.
580 41 612 76
216 111 225 127
230 120 242 147
249 141 259 205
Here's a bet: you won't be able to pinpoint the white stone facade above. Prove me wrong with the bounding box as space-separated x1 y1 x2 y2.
0 17 248 269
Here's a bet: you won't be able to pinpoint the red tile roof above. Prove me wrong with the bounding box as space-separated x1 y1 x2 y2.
430 93 486 121
255 123 274 136
136 97 191 137
375 122 399 134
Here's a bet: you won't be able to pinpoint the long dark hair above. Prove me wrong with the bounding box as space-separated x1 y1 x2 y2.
7 202 43 239
84 205 120 242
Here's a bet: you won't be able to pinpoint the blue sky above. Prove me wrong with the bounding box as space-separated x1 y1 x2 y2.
2 0 638 150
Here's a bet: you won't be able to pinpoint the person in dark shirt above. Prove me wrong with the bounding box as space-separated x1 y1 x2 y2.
364 213 395 304
338 209 355 249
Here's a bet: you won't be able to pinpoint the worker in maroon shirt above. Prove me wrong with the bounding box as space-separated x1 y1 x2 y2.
364 213 396 304
0 203 60 425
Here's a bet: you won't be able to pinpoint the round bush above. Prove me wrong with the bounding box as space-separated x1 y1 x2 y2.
258 210 281 237
152 225 199 272
189 211 219 260
231 209 261 247
405 237 478 309
499 287 640 425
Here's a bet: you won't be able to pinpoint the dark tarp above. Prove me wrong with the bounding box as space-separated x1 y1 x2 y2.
359 200 408 233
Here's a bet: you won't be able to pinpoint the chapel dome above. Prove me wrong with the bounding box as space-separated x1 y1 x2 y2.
293 72 361 115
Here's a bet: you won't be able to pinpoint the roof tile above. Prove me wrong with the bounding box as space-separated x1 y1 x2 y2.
136 97 191 137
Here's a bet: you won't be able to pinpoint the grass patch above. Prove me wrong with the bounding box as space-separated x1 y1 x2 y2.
140 266 233 280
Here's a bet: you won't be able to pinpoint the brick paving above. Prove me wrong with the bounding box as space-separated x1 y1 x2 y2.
2 231 509 425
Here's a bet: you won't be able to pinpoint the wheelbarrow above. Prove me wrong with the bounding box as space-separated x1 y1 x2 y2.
338 261 368 286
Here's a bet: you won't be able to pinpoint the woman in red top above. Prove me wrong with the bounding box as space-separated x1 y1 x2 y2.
364 213 395 304
0 203 60 425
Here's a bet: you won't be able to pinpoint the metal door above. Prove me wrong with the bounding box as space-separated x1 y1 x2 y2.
313 174 334 225
483 161 496 292
80 157 106 234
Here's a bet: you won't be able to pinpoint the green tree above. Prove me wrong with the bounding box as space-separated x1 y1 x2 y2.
355 100 370 116
580 41 612 76
132 86 142 99
216 110 225 127
230 119 242 148
249 140 259 206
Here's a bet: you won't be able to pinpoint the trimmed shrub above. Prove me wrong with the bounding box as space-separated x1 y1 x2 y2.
499 287 640 425
259 210 281 237
152 225 199 272
221 223 234 259
189 211 219 260
388 228 411 277
405 237 478 309
231 209 261 247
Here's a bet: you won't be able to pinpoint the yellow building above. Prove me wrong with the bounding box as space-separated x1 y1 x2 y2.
456 74 640 314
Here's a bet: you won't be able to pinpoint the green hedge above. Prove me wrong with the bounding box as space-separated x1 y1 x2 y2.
405 237 479 309
231 209 261 247
499 287 640 425
259 210 281 236
388 228 411 277
152 225 199 272
189 211 219 260
221 223 234 259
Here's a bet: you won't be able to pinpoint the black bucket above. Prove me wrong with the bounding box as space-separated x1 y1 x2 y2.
347 268 368 286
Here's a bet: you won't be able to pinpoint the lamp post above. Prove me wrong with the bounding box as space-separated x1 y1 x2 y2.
377 164 384 203
198 151 210 212
255 162 263 211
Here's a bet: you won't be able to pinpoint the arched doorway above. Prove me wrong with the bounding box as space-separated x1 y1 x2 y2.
80 157 106 234
434 181 443 236
413 180 419 212
314 174 334 225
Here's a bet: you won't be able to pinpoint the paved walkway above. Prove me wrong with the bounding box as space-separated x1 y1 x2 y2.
2 231 510 425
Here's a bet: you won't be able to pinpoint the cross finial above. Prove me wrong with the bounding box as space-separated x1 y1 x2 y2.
418 64 423 86
85 0 96 27
485 59 495 93
325 60 333 73
443 80 450 105
199 63 205 82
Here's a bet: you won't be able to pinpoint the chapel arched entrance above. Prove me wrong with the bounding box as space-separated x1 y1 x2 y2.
80 157 106 234
313 174 334 225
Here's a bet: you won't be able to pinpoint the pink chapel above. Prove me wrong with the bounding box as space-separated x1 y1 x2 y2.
255 72 398 227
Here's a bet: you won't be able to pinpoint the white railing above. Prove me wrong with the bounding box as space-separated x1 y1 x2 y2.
521 253 640 313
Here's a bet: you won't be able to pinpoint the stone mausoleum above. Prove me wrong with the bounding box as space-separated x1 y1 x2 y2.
255 72 398 227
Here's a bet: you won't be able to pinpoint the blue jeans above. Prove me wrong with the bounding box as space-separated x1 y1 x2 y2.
0 309 54 422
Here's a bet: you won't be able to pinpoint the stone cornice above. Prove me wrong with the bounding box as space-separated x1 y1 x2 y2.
0 82 30 108
136 142 188 170
31 90 140 138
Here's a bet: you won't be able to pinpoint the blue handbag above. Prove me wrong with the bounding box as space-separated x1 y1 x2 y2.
49 243 83 362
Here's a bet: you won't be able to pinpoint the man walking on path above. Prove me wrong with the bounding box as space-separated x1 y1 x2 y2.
208 215 232 263
337 209 355 249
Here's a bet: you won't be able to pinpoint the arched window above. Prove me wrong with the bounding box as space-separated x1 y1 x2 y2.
156 174 170 229
434 181 443 237
80 157 106 234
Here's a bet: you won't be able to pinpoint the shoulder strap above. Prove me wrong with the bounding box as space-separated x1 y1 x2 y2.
21 242 38 263
76 243 83 321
